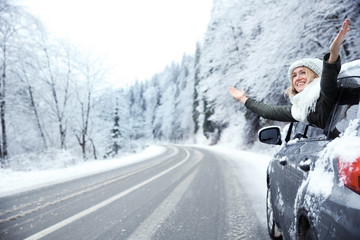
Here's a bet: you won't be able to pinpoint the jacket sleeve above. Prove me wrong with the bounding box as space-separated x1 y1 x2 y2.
307 53 341 128
245 98 296 122
321 53 341 104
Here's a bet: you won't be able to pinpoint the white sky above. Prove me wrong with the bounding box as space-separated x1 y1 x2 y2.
20 0 213 88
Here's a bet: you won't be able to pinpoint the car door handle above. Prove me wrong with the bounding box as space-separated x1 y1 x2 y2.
299 159 311 172
278 157 287 166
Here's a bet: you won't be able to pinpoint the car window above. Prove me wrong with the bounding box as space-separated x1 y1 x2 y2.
289 122 325 140
333 104 358 133
329 77 360 135
307 125 325 138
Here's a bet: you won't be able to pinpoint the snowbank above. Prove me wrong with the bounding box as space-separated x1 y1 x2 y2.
0 145 166 197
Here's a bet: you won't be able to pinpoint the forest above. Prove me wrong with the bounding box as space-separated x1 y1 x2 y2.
1 0 359 168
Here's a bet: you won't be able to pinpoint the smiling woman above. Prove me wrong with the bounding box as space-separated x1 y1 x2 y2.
229 18 351 129
20 0 213 87
288 60 322 96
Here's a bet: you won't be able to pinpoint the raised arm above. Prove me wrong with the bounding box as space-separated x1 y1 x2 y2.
328 18 350 64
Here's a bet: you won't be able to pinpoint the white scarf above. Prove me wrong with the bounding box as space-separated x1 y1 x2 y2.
290 77 321 123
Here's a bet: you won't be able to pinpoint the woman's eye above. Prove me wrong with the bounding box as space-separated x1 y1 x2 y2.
300 71 306 75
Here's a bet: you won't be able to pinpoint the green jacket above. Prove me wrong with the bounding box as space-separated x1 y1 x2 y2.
244 53 341 129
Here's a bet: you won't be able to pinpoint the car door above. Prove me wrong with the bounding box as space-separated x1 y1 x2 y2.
277 123 327 230
270 147 288 226
269 122 306 231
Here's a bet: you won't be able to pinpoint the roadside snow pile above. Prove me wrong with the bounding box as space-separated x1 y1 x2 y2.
0 145 165 197
7 149 83 171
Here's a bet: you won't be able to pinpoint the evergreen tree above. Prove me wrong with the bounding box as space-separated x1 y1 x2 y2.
106 100 123 157
192 43 202 135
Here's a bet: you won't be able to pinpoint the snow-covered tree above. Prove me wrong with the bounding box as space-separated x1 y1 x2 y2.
105 99 124 157
128 81 146 141
72 54 105 160
143 75 161 140
0 0 22 163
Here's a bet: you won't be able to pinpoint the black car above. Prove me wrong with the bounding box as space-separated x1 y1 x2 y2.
258 62 360 240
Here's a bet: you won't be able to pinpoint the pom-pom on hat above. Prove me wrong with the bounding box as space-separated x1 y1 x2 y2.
288 58 323 81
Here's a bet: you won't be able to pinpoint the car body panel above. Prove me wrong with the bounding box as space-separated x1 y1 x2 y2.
267 126 360 239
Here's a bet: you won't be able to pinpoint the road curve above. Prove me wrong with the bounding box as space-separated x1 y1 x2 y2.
0 145 268 240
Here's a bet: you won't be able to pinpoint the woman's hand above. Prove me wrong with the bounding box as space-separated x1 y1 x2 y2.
328 18 350 63
229 86 248 104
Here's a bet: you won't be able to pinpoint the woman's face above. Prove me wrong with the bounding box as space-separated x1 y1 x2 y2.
291 67 308 93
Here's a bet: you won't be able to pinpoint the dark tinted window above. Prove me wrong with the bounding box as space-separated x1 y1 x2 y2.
332 104 358 133
329 77 360 135
289 122 325 140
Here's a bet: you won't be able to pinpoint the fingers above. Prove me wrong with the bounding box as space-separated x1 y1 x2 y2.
229 86 247 95
229 86 241 96
339 18 350 35
229 87 237 97
342 18 350 30
331 18 350 50
229 86 240 94
229 86 247 103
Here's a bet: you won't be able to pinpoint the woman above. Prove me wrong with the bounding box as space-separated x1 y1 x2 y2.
229 19 350 129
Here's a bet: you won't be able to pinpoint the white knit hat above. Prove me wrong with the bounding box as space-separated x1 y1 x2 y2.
288 58 323 81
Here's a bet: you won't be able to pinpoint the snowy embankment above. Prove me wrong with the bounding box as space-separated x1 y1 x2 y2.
0 145 166 197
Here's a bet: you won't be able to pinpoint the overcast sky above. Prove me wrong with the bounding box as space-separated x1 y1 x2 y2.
20 0 213 88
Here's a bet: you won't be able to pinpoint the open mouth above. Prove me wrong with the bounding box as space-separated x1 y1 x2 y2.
296 82 306 87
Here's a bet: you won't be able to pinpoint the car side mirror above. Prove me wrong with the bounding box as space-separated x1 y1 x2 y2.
258 126 282 145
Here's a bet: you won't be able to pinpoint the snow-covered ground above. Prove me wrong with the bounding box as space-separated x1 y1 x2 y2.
0 145 166 198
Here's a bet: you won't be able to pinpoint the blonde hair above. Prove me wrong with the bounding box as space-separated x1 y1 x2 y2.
285 67 319 98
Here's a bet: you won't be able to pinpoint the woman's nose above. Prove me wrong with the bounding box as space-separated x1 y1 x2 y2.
293 75 300 82
294 74 304 81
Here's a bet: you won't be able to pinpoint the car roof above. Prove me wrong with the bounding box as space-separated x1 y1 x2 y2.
338 59 360 88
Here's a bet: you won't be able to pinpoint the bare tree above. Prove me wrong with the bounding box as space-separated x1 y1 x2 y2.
0 0 23 164
73 55 105 160
17 63 48 149
37 37 74 149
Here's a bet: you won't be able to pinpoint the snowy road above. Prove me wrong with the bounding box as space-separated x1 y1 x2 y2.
0 145 269 240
